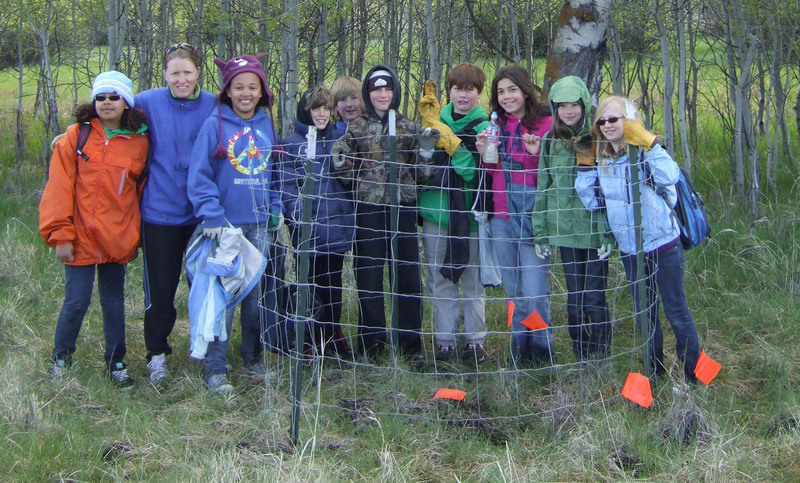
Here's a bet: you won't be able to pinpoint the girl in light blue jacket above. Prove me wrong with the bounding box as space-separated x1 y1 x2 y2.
575 96 700 382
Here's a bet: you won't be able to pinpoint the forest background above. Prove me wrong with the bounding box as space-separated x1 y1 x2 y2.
1 0 799 480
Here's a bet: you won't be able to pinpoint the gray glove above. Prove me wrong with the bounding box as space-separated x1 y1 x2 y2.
417 127 440 159
597 243 613 260
330 134 352 168
203 226 222 240
534 244 551 260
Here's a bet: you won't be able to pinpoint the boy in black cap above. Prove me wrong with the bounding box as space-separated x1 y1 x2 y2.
331 65 439 358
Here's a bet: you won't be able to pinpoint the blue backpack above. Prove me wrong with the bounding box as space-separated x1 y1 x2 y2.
644 158 711 250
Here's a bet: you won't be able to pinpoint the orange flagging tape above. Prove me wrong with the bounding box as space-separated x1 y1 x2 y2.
694 350 721 385
507 301 515 328
621 372 653 408
433 388 467 401
520 310 548 331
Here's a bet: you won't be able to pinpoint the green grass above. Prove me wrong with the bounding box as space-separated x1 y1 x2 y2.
2 64 800 481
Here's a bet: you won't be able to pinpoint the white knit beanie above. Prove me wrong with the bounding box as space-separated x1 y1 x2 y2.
91 71 135 107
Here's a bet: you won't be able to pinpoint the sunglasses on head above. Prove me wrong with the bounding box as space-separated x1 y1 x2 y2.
596 116 622 127
95 95 121 102
164 43 197 57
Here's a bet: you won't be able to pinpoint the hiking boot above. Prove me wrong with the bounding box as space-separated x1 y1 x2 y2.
50 359 67 379
462 343 487 363
109 362 134 390
242 362 269 378
207 373 233 394
147 353 168 383
435 344 456 362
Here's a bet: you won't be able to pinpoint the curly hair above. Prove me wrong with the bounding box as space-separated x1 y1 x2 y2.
74 102 148 132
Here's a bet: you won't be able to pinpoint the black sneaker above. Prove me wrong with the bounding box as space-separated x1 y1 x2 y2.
462 343 487 363
435 344 456 362
109 362 134 390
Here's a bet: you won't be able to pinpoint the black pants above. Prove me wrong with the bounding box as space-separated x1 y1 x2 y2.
306 252 350 355
142 221 197 358
560 246 611 359
353 203 422 355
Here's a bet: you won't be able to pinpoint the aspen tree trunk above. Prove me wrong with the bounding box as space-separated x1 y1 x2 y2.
281 0 300 136
654 0 675 154
543 0 611 104
317 4 327 85
675 0 691 172
14 0 24 180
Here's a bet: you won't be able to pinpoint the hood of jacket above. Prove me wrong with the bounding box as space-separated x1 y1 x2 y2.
548 75 592 136
362 64 402 120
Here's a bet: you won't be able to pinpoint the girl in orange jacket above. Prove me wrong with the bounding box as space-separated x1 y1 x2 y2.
39 71 149 389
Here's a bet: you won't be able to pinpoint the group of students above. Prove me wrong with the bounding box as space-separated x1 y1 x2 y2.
39 42 702 394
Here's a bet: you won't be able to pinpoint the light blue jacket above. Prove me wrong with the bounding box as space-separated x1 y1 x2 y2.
575 144 679 254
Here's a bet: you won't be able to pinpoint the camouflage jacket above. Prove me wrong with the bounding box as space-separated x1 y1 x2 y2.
331 112 439 205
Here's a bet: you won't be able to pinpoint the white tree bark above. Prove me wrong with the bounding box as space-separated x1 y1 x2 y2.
544 0 611 104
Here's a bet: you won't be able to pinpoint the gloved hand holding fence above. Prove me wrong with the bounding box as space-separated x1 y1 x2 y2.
573 134 597 166
417 80 461 156
534 244 552 260
623 120 658 151
597 243 612 260
417 127 440 159
330 134 352 169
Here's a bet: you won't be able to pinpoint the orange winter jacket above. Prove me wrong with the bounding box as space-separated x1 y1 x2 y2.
39 119 149 265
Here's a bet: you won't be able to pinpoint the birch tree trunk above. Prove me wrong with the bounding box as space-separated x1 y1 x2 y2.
543 0 611 103
316 4 327 85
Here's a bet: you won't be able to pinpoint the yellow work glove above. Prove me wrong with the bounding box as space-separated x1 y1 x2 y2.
623 120 658 151
573 134 597 166
417 80 461 156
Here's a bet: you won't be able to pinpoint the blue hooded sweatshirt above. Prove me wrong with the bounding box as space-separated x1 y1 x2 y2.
188 103 282 227
135 87 217 226
279 92 355 254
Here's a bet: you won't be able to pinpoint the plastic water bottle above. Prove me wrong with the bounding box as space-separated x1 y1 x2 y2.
485 111 500 164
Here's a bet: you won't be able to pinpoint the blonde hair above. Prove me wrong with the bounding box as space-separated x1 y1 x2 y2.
330 76 365 121
593 95 638 163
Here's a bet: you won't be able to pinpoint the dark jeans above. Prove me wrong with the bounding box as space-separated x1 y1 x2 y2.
621 242 700 380
560 246 611 359
142 222 197 359
52 263 127 368
306 252 350 355
353 203 422 355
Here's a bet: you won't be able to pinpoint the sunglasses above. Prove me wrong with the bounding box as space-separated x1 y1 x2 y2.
164 43 197 57
95 95 121 102
596 116 622 126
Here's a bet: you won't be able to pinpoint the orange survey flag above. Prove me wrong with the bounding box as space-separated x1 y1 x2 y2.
433 388 467 401
621 372 653 408
694 350 721 385
521 310 548 331
507 301 515 328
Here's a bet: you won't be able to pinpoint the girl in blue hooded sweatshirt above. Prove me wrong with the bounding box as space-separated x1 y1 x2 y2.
188 54 283 393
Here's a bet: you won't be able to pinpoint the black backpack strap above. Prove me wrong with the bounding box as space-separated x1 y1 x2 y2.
76 122 92 161
136 132 153 189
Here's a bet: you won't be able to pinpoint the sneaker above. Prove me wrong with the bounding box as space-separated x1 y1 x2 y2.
109 362 134 390
147 353 168 383
51 359 67 378
435 344 456 362
207 373 233 394
463 343 487 363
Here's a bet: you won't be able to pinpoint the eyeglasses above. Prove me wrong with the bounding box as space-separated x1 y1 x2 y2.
596 116 622 127
95 95 121 102
164 43 197 58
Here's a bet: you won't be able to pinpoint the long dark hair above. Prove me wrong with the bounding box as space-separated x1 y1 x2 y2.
74 103 148 131
489 64 546 129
